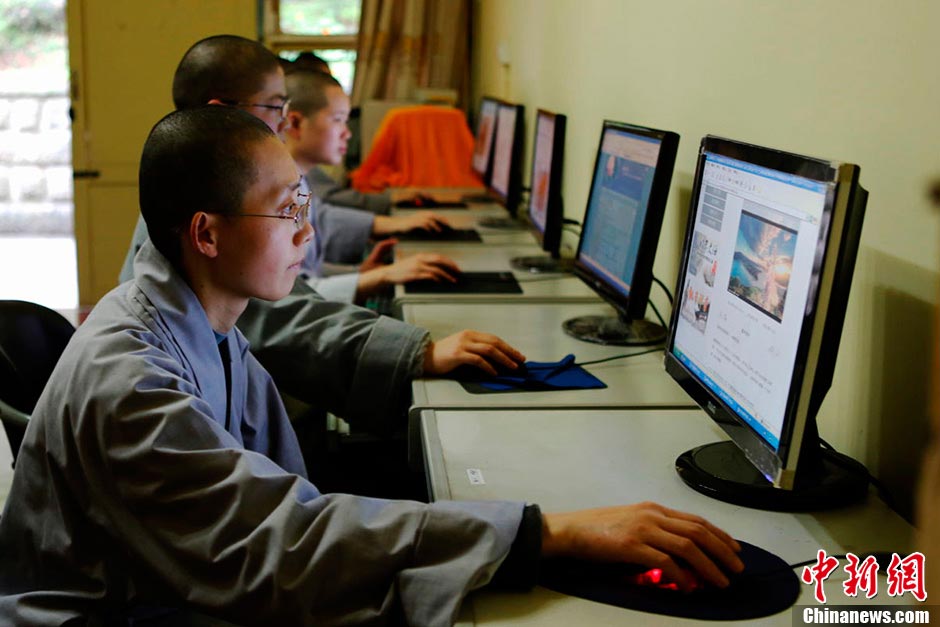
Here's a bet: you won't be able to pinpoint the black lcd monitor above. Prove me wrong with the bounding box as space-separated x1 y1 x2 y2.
563 120 679 346
471 96 499 185
487 101 525 218
665 135 869 511
511 109 571 274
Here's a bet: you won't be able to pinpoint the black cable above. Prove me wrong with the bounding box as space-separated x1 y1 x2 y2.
562 218 581 226
652 275 674 304
562 227 581 238
520 348 663 372
574 347 663 367
648 299 668 331
819 438 901 513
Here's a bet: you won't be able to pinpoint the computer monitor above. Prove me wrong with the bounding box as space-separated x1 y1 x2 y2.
563 120 679 346
488 101 525 217
511 109 570 274
471 96 499 184
665 135 869 511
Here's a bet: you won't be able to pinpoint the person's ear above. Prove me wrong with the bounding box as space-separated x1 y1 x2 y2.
189 211 222 259
283 110 304 137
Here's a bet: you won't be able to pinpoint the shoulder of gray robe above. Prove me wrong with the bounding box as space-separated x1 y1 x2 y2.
307 165 392 216
239 276 429 425
118 213 149 283
316 201 376 265
0 240 526 626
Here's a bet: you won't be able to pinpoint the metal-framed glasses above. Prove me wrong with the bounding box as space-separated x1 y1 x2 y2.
221 99 291 121
235 193 310 231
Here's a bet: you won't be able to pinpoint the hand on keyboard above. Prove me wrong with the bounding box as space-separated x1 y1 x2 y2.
384 253 460 285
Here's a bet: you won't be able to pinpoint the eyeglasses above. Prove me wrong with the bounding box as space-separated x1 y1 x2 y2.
233 193 311 231
221 99 291 121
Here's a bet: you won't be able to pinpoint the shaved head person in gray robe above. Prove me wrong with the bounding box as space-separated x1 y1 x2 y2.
0 108 742 625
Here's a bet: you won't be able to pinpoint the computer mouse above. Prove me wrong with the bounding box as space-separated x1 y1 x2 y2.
539 540 800 621
449 361 527 381
396 194 435 208
494 360 528 377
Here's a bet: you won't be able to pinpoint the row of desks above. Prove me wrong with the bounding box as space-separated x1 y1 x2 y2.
389 201 914 625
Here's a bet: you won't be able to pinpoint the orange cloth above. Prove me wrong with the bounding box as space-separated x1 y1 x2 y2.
350 105 485 192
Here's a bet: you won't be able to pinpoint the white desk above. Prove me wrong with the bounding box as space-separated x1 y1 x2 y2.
420 408 915 625
404 301 693 415
393 246 598 305
403 301 694 467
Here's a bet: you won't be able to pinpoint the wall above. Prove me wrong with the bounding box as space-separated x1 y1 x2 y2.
0 70 72 234
473 0 940 518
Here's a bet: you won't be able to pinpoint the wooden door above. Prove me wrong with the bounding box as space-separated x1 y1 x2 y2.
67 0 256 305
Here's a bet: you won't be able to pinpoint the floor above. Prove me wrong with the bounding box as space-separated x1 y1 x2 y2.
0 235 78 506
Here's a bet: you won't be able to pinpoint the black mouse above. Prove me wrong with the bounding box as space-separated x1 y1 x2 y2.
395 194 436 208
539 541 800 621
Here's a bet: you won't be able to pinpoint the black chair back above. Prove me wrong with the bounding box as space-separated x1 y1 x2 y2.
0 300 75 465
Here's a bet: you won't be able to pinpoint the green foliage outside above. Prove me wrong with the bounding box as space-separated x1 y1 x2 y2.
280 0 360 36
0 0 66 70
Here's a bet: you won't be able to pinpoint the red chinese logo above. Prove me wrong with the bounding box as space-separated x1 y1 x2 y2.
801 550 927 603
885 552 926 602
843 553 879 599
801 550 840 603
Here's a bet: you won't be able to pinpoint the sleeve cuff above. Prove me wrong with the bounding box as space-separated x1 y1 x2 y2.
489 503 542 590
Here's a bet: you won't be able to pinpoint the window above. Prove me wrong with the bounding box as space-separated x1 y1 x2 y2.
263 0 362 93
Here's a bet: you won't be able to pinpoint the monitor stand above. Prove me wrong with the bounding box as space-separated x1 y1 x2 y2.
562 314 666 346
510 255 573 274
478 216 524 230
675 441 869 511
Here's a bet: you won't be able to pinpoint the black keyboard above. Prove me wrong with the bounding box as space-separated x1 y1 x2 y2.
405 272 522 294
395 228 482 242
394 197 469 209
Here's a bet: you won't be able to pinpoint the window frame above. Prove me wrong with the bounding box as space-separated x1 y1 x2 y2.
261 0 360 54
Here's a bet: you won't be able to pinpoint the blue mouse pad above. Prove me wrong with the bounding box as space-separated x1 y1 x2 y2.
456 354 607 394
538 541 800 620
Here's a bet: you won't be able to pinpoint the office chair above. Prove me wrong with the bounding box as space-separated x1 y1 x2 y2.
0 300 75 468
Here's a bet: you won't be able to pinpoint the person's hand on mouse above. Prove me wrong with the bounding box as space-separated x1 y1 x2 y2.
541 502 744 592
423 330 526 376
373 211 451 235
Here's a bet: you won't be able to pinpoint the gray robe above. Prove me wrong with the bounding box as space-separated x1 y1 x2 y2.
0 241 524 626
119 216 427 422
306 165 392 216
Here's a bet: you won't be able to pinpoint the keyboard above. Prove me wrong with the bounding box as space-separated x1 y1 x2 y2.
395 227 482 243
404 271 522 294
394 196 469 209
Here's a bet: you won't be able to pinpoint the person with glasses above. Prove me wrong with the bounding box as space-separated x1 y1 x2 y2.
0 106 743 625
118 35 526 459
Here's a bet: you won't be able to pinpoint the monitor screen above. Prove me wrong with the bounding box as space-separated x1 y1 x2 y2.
471 97 499 182
508 109 569 274
564 121 679 346
488 102 525 215
528 110 566 251
665 135 869 510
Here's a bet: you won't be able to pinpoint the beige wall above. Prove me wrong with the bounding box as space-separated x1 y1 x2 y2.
473 0 940 516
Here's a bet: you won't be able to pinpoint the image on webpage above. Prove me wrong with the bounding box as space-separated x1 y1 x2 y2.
672 153 828 450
